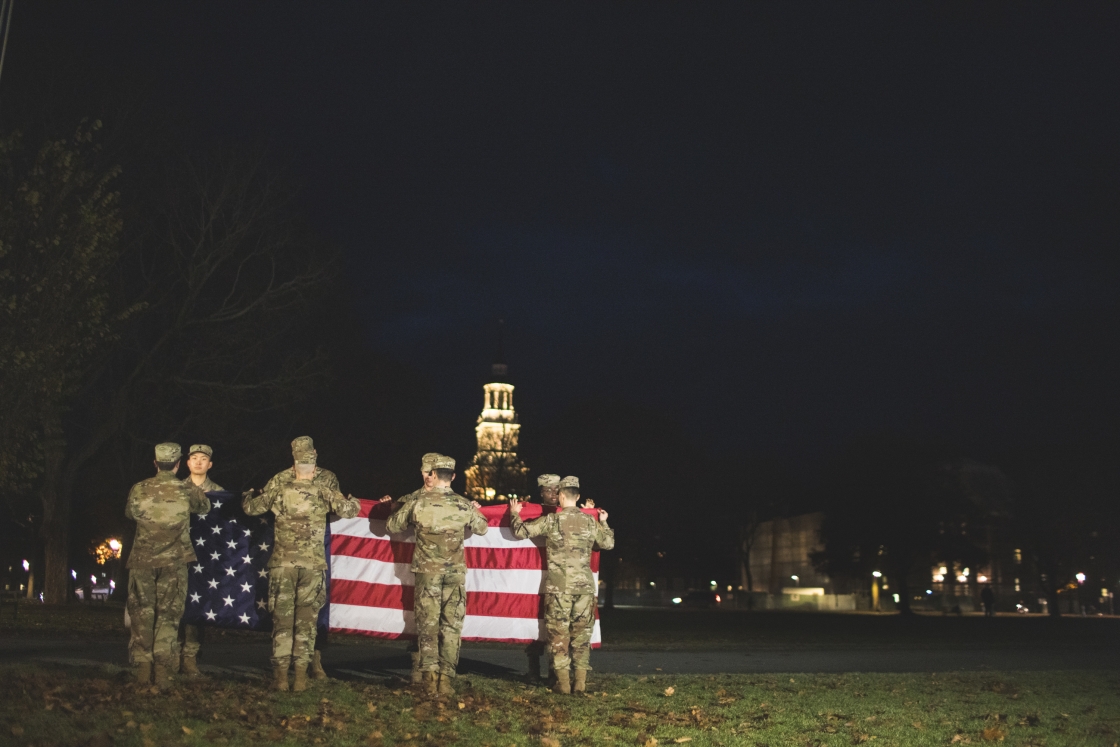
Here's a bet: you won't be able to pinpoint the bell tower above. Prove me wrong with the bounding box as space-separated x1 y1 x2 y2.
465 321 529 502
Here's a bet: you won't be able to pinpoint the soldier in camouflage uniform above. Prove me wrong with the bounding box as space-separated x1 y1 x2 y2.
524 473 561 682
178 444 223 677
260 435 341 679
124 443 211 686
243 443 360 692
386 455 488 696
509 476 614 695
377 452 443 683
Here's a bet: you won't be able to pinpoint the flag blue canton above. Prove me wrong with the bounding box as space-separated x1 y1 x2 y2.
183 491 274 631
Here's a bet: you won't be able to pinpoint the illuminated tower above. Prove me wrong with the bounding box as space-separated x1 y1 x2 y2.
465 324 529 502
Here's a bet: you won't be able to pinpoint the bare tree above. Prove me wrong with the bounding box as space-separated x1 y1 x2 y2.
35 150 333 602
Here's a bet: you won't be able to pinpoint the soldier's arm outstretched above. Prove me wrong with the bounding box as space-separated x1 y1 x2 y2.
593 509 615 551
328 490 362 520
186 484 211 515
242 488 274 516
507 499 547 540
385 501 413 534
468 504 489 536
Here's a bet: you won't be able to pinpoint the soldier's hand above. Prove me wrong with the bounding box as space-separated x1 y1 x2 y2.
508 499 523 515
598 508 609 522
582 498 596 508
471 500 482 509
378 495 392 503
242 488 255 499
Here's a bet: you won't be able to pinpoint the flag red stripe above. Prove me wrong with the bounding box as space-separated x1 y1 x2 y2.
467 591 544 619
331 579 414 609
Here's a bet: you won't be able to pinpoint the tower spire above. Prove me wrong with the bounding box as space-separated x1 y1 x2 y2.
491 317 508 380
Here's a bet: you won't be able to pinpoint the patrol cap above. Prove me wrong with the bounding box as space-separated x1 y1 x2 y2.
537 474 560 487
421 452 443 471
188 444 213 458
154 442 182 462
293 448 317 465
432 455 456 471
558 475 580 489
291 436 315 455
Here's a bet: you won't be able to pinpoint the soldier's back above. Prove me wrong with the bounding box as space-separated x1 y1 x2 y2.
409 488 477 574
127 472 207 569
269 480 333 570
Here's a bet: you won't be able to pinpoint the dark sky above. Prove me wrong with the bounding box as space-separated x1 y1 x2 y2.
10 3 1120 459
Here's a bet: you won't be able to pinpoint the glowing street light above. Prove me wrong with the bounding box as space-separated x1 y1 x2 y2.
1076 572 1087 584
790 574 800 586
872 571 882 578
21 559 29 572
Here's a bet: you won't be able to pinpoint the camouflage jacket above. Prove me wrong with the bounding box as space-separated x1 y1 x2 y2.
262 465 340 496
510 507 614 594
183 474 224 492
243 478 360 570
385 486 488 574
125 471 211 569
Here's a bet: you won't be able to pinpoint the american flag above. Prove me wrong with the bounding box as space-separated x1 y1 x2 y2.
182 491 276 631
326 500 602 646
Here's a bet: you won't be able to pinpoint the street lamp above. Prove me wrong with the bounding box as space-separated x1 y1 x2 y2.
790 575 800 587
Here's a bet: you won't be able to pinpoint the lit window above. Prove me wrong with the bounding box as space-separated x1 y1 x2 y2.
1013 549 1022 564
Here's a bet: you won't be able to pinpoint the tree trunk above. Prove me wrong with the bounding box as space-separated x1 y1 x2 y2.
39 408 71 605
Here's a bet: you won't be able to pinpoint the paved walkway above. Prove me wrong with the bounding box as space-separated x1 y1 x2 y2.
3 638 1117 680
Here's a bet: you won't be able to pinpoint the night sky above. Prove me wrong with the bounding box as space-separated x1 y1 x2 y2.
10 3 1120 462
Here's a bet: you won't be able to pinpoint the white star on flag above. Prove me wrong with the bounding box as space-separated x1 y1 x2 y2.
207 579 219 589
258 542 270 551
205 610 217 621
257 600 267 610
195 537 206 546
190 592 201 603
240 555 252 565
225 567 236 577
238 613 250 624
212 499 223 508
243 528 252 537
240 582 252 593
226 539 237 549
223 595 234 607
211 526 222 535
210 551 220 561
193 564 203 573
258 569 268 578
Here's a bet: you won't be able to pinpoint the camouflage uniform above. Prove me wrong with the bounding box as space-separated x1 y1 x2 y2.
125 443 210 677
525 474 562 677
510 477 614 675
243 468 360 672
381 452 444 682
386 468 488 679
178 445 223 669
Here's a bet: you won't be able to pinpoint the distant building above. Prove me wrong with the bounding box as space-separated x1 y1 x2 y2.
464 347 530 503
745 512 833 594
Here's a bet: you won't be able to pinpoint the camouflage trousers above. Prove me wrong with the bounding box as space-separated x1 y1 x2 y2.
413 572 466 677
179 622 203 659
268 567 327 669
545 593 596 671
127 565 189 665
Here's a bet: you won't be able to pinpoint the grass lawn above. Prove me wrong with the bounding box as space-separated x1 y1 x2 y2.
5 603 1119 653
2 663 1118 747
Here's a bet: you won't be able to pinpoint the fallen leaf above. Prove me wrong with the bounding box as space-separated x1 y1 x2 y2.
10 726 24 737
458 702 466 710
644 739 659 747
182 725 194 735
674 738 693 744
541 739 561 747
664 687 675 697
981 727 1007 742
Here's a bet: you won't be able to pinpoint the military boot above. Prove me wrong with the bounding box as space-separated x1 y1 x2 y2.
526 653 541 682
311 650 328 680
273 666 289 691
552 669 571 695
133 661 152 684
292 666 309 692
423 671 438 697
410 651 422 685
438 673 455 696
152 662 173 687
573 670 588 694
180 656 201 678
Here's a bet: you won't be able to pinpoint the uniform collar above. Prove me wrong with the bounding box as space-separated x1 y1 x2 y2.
156 471 179 482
